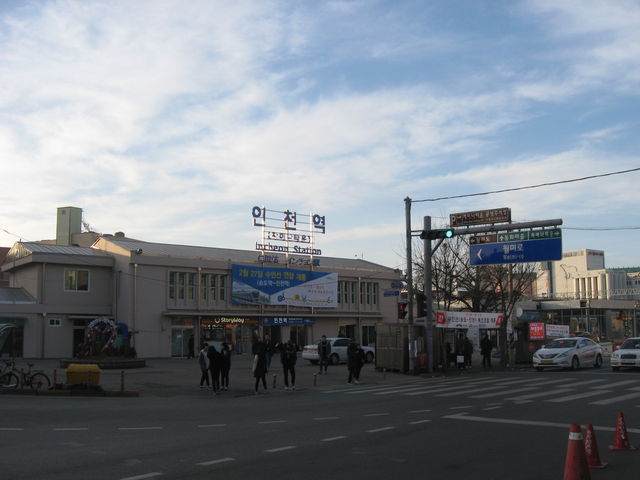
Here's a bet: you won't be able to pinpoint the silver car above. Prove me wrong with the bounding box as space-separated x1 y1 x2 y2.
532 337 603 371
302 337 375 365
610 337 640 371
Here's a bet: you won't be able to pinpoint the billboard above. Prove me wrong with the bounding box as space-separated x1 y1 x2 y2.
435 311 503 329
232 265 337 307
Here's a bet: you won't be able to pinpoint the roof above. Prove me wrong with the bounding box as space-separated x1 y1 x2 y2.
102 237 398 272
2 242 114 271
0 287 36 304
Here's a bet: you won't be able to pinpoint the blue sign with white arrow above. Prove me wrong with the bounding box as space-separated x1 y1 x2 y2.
470 237 562 265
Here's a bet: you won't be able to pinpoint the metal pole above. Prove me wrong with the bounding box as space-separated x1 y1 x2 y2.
423 216 433 373
405 197 415 372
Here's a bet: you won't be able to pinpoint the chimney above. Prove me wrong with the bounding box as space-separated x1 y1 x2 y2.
56 207 83 246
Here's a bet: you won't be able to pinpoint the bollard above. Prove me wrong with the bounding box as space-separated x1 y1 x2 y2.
313 373 317 387
120 370 125 392
272 374 277 389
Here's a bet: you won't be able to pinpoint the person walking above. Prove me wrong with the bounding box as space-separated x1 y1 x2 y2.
347 342 365 384
198 343 210 389
220 342 232 391
317 335 331 374
187 334 195 359
463 335 474 368
480 333 493 368
264 334 275 371
280 341 297 390
508 333 517 368
253 340 268 394
207 343 222 394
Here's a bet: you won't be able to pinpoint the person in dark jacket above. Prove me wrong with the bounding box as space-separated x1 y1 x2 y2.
220 342 232 391
280 341 297 390
317 335 331 374
480 334 493 368
198 343 210 388
253 340 268 394
207 344 222 394
463 336 474 368
347 342 365 384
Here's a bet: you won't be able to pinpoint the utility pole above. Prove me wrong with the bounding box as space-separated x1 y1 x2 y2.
404 197 415 372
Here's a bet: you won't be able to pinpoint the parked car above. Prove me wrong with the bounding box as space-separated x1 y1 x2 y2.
532 337 603 371
302 337 375 365
610 337 640 371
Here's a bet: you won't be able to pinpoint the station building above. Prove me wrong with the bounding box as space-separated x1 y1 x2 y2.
0 207 402 359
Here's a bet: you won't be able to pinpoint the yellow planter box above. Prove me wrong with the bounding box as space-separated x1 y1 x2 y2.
66 363 101 385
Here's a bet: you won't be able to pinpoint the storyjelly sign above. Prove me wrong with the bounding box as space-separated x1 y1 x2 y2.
231 265 337 308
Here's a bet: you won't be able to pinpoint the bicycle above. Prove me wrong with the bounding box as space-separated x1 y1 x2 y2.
0 360 51 391
0 359 20 388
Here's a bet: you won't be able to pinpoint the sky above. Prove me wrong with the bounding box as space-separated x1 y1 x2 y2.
1 0 639 272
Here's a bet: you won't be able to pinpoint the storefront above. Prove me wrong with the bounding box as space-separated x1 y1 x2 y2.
260 317 314 347
200 316 259 353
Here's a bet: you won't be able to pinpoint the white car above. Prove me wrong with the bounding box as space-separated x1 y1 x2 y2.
532 337 603 371
610 337 640 371
302 337 375 365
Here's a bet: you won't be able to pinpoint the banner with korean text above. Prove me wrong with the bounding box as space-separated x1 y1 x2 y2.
232 265 337 307
435 311 503 329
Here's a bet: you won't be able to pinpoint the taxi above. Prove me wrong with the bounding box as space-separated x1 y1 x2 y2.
610 337 640 371
532 337 603 371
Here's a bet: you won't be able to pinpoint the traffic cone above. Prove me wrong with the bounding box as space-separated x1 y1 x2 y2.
609 411 637 451
563 424 591 480
583 424 608 468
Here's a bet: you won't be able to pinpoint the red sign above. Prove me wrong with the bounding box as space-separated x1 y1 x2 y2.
529 322 545 340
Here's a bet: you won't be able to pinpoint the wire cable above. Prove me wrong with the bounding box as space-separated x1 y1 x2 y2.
411 167 640 203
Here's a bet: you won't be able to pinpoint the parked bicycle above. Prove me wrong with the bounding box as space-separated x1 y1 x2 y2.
0 359 51 391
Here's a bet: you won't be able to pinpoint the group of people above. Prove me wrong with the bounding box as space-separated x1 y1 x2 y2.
446 333 495 369
197 342 232 393
317 335 366 384
251 337 298 394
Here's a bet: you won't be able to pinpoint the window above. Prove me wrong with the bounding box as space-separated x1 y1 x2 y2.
65 269 89 292
199 273 228 301
49 318 62 327
187 273 196 300
169 272 176 299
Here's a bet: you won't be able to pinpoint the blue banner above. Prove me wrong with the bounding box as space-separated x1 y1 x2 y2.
232 265 337 307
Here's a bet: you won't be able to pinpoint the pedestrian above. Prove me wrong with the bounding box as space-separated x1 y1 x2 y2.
198 343 210 389
454 333 465 369
463 335 474 368
220 342 231 391
508 333 517 367
481 334 493 368
317 335 331 374
207 343 222 394
445 341 454 367
187 334 195 359
264 334 274 371
347 342 365 384
253 340 268 394
280 341 297 390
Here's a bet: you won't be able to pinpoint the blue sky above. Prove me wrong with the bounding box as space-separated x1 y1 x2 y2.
1 0 639 271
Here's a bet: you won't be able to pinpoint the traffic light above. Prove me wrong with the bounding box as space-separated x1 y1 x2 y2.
398 302 408 319
420 228 455 240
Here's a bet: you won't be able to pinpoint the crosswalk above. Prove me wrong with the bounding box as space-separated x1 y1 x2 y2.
320 375 640 406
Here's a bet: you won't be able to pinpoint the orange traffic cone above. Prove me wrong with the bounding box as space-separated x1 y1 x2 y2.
609 411 637 451
563 424 591 480
583 424 608 468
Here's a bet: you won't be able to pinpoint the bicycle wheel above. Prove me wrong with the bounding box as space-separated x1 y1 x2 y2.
0 372 20 388
29 372 51 391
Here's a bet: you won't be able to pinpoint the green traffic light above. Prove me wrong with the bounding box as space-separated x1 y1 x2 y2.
445 229 454 238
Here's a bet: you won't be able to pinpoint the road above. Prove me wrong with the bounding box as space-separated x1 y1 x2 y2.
1 365 639 479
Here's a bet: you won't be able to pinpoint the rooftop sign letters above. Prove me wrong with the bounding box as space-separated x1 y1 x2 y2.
252 206 325 256
450 208 511 227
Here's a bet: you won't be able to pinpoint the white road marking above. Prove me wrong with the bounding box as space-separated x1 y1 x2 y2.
265 446 296 453
408 409 432 414
53 427 89 431
313 416 340 421
494 378 544 386
590 391 640 405
592 380 638 389
482 406 502 411
321 436 347 442
0 427 24 431
437 386 525 398
198 424 227 428
404 384 505 397
449 405 472 410
119 473 163 480
506 388 574 401
546 390 612 402
259 420 286 424
558 379 607 388
409 420 432 425
363 413 390 417
523 378 577 387
443 413 640 434
118 427 163 431
197 457 235 466
468 387 537 399
367 427 395 433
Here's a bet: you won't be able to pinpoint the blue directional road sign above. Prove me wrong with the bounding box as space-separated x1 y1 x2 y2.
470 237 562 265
